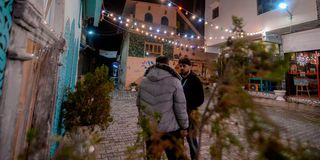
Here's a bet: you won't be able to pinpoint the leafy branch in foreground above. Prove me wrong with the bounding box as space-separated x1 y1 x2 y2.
195 16 319 160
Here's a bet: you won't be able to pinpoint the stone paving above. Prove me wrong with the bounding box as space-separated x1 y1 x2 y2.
95 91 320 160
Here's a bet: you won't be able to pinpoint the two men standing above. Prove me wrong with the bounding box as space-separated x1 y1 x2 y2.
137 56 204 160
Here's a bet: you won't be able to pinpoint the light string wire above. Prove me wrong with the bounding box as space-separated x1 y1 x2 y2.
167 0 263 36
101 16 205 49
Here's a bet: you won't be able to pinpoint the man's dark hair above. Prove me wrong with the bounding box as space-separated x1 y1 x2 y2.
156 56 169 65
178 57 191 66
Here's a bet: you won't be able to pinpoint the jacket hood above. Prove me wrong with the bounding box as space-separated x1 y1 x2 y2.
145 64 181 82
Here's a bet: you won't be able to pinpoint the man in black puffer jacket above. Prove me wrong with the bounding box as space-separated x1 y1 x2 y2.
179 58 204 160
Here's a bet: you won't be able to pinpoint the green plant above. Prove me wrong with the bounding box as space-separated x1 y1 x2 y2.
62 65 114 132
194 16 317 160
18 128 39 160
53 128 102 160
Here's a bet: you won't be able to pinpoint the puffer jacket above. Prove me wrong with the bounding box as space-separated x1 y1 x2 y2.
137 64 189 133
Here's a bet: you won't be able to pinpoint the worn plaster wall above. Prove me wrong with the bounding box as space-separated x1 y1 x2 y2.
51 0 82 155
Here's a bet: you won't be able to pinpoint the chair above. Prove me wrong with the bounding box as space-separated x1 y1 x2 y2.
293 78 310 97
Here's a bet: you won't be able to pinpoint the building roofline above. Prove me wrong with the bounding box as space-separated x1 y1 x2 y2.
207 19 320 48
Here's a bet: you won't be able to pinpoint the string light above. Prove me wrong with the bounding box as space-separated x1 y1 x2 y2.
163 0 263 38
102 10 207 40
102 9 262 46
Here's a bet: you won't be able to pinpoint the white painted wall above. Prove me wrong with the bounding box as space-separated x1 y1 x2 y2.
205 0 318 47
282 27 320 52
64 0 82 40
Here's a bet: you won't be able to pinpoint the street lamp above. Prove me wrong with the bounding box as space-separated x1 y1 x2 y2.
88 30 94 35
278 2 293 32
278 2 292 20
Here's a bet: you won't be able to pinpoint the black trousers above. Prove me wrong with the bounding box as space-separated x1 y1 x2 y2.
187 118 198 160
146 130 186 160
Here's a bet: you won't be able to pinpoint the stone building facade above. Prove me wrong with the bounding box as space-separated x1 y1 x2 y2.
0 0 82 159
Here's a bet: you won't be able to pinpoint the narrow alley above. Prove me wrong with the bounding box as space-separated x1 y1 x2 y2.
95 91 320 160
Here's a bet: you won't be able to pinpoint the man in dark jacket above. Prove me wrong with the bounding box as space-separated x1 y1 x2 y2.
137 56 189 160
179 57 204 160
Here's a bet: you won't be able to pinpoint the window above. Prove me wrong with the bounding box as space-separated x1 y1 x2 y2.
164 10 167 15
212 7 219 19
144 42 163 55
148 6 151 10
144 13 153 23
161 16 169 26
257 0 281 15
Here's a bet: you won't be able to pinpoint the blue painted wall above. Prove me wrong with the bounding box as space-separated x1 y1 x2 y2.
50 0 82 155
0 0 14 95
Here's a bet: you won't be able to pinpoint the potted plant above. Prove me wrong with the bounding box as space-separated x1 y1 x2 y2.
62 65 114 132
130 82 138 91
272 78 287 101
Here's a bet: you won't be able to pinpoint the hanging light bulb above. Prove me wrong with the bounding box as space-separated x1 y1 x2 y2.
192 15 196 19
171 32 174 35
168 2 172 7
164 30 167 34
197 36 200 39
142 24 145 28
149 27 153 30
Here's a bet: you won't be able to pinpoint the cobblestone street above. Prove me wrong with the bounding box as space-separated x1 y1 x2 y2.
95 92 320 160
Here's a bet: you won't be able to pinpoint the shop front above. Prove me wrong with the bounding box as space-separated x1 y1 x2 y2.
282 28 320 100
286 51 320 99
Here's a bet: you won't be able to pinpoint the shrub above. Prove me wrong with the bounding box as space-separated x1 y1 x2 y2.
62 65 114 132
